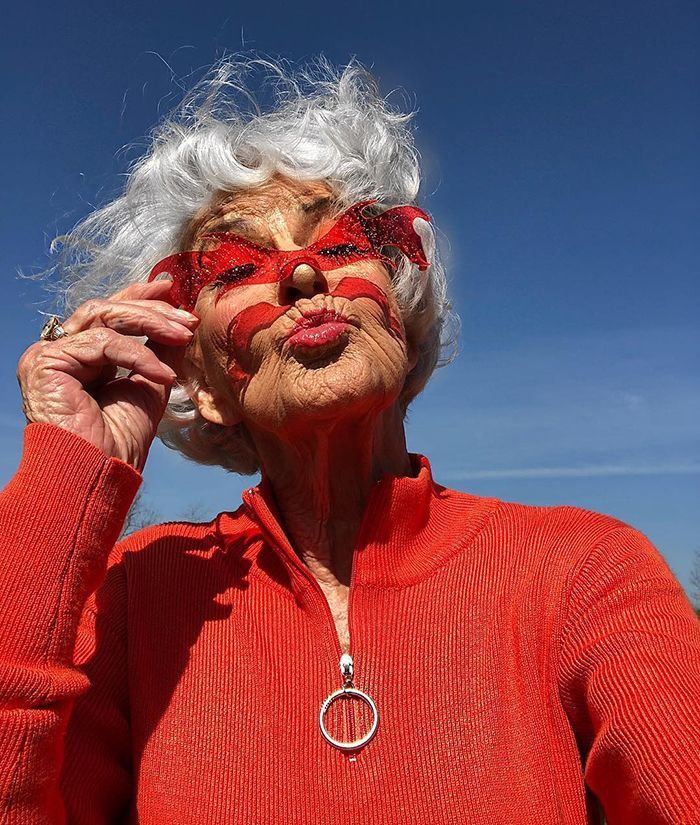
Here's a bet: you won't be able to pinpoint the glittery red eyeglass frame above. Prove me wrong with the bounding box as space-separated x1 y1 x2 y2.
147 200 431 312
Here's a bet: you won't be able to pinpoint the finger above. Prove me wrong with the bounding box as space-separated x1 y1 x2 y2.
64 297 198 334
116 299 200 325
101 372 171 418
84 362 119 389
62 299 197 343
147 337 186 378
109 278 175 303
99 373 172 470
50 328 177 385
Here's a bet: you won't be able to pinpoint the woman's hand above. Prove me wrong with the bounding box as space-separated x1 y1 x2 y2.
17 280 199 470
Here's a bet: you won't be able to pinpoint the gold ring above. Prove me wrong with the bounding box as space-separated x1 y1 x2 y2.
39 315 67 342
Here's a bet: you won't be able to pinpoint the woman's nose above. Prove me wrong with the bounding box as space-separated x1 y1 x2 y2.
279 261 328 304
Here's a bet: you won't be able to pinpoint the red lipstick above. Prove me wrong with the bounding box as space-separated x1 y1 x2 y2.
286 309 352 349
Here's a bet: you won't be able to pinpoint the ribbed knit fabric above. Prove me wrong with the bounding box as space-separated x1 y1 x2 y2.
0 424 698 824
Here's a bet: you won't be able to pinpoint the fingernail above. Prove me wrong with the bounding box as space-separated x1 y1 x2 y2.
172 309 199 322
166 320 194 335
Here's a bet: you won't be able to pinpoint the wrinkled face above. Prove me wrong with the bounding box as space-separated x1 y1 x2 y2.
175 177 422 436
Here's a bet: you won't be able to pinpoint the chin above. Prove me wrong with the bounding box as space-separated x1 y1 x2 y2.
244 347 407 432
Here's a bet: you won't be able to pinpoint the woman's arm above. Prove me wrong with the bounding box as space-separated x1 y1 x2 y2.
1 278 195 822
60 536 133 823
0 424 140 823
558 524 700 824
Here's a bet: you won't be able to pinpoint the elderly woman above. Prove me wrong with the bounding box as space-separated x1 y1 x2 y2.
1 60 698 824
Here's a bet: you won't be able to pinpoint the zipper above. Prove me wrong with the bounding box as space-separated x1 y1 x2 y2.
243 485 377 752
245 486 360 660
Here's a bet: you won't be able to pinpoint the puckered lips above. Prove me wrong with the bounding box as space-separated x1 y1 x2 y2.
285 308 355 350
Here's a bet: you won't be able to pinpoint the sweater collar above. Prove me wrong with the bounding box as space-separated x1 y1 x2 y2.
230 453 500 590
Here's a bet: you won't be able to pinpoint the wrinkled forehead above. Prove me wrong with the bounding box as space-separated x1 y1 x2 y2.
179 178 340 251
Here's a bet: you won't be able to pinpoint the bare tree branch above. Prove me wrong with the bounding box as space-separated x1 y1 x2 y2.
120 491 160 539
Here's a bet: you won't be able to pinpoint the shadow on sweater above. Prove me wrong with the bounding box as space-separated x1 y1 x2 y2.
65 518 270 813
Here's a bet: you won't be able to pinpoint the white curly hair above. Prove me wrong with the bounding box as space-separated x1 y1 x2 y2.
47 56 458 474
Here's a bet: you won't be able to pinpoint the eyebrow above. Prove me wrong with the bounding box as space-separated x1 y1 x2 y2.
301 195 338 215
217 216 256 234
207 195 340 241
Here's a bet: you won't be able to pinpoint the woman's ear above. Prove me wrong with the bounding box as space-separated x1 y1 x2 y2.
184 345 242 427
192 385 242 427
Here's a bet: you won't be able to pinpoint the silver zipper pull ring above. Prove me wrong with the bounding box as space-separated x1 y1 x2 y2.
319 653 379 751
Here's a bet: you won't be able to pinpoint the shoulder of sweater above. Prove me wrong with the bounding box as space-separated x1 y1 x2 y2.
494 496 632 533
462 492 641 567
443 482 632 537
113 501 254 557
80 505 254 618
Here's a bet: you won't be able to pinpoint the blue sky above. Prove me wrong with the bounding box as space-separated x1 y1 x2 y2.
1 1 698 596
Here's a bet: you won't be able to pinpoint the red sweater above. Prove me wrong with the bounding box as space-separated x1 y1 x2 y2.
0 424 698 824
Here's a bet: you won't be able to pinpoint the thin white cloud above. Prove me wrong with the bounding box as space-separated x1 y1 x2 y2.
444 463 700 480
410 325 700 478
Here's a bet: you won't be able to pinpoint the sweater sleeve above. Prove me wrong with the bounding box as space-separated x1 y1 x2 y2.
558 524 700 824
0 423 141 823
59 541 133 824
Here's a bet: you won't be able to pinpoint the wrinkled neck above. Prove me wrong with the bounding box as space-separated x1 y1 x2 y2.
248 402 411 585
